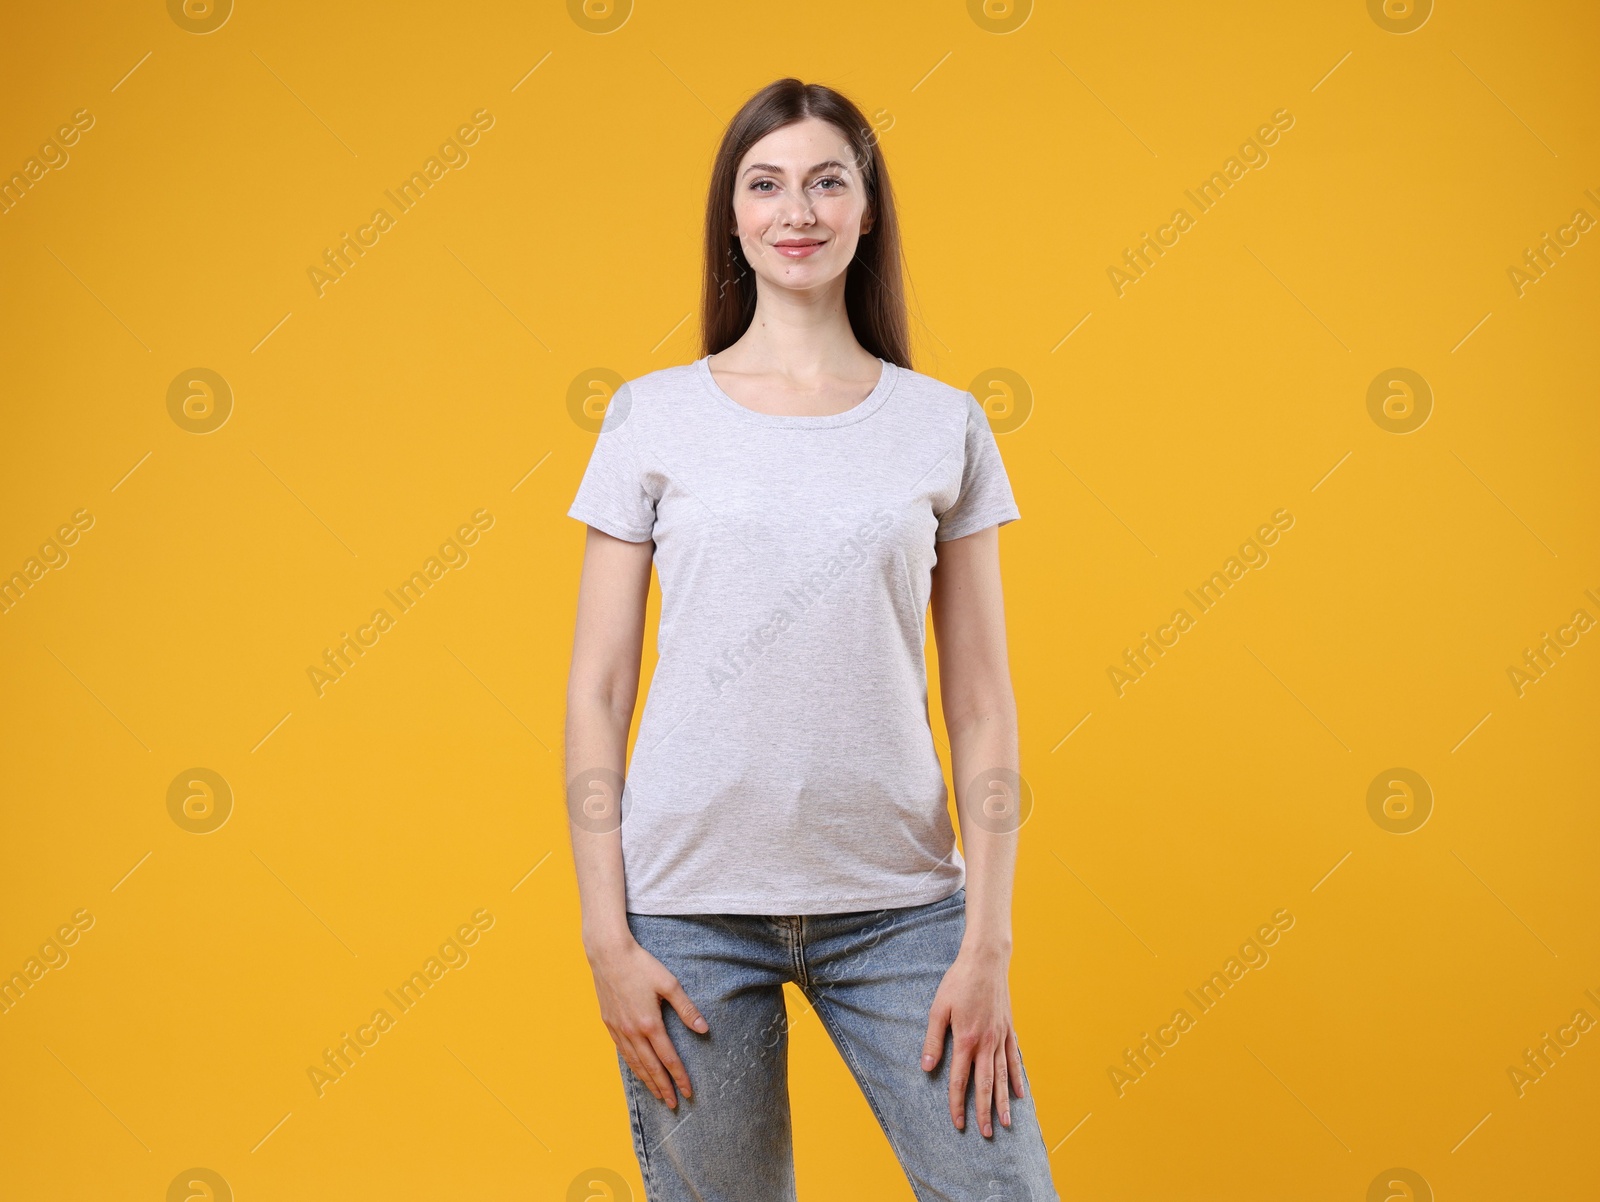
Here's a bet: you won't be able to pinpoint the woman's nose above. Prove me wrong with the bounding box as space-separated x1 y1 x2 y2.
779 197 815 226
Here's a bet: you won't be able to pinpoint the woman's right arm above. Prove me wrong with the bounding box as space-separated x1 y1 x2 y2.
566 525 708 1109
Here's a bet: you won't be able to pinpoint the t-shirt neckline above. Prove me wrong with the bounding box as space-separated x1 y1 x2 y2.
695 354 900 428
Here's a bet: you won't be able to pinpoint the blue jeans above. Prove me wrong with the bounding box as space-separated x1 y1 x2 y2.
616 887 1061 1201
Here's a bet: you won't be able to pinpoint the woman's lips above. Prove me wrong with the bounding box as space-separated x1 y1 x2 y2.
773 240 825 258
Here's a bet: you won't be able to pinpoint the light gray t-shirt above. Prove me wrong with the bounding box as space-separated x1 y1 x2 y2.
567 353 1020 915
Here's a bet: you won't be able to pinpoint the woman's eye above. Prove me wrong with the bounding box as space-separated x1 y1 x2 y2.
749 177 845 193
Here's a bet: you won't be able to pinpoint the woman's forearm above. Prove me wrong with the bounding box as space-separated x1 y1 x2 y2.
947 705 1020 957
565 695 635 957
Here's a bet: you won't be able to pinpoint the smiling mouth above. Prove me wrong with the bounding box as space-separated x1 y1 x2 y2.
772 239 827 258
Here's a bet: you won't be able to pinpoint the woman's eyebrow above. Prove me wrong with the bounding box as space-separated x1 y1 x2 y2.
741 159 852 178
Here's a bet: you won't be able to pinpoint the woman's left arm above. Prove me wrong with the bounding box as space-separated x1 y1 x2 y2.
923 523 1026 1139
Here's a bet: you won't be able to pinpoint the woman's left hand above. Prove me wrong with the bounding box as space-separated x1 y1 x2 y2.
920 942 1025 1137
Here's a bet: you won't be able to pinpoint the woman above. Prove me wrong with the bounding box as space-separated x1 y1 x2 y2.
565 77 1058 1201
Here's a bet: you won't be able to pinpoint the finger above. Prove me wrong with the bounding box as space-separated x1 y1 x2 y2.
632 1029 679 1108
617 1037 662 1107
995 1044 1012 1129
619 1040 662 1104
1006 1029 1025 1099
664 980 710 1035
646 1021 694 1101
921 997 951 1071
975 1040 995 1138
948 1040 973 1130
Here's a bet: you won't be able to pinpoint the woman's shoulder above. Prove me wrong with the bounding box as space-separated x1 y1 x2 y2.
595 360 701 437
891 361 977 404
611 359 702 405
885 361 986 433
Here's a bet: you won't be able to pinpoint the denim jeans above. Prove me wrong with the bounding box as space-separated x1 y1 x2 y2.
616 887 1061 1201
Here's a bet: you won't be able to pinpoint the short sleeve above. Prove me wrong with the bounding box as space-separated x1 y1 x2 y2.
567 386 656 542
935 394 1022 542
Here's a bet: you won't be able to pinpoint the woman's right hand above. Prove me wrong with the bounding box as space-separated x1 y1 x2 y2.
587 935 710 1109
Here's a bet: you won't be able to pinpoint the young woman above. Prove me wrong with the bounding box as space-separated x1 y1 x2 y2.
565 78 1058 1201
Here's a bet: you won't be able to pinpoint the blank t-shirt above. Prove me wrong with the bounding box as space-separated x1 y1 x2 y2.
567 354 1020 915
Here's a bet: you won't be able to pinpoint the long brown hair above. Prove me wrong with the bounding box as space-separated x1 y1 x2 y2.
700 78 912 368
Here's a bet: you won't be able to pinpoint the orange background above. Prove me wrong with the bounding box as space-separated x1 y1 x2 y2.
1 1 1596 1199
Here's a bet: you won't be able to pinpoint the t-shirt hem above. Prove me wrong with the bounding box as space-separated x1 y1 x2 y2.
567 504 653 543
624 877 965 916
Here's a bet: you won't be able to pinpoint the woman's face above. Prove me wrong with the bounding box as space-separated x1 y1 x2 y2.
730 116 874 294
